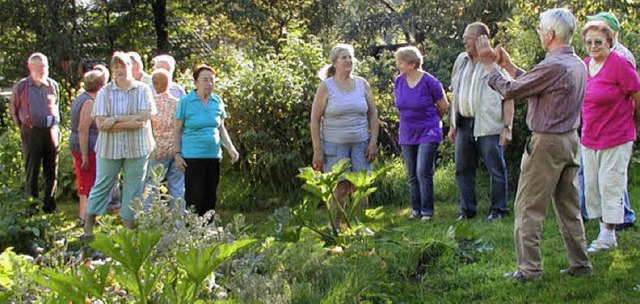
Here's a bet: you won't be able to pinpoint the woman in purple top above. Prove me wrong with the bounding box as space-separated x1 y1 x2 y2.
394 46 448 221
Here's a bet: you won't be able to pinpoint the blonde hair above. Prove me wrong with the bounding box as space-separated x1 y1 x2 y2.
83 70 106 93
318 43 357 80
395 46 423 69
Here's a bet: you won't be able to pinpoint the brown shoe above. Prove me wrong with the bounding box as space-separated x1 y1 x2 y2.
560 268 592 277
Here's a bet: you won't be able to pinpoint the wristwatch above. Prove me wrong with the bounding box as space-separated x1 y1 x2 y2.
503 125 512 131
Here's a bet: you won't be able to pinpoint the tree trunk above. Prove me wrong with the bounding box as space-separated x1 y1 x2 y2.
152 0 169 53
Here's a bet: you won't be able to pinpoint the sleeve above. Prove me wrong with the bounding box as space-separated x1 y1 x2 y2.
393 76 401 100
140 85 157 115
91 87 108 118
487 60 564 100
9 82 22 125
615 55 640 95
428 76 445 101
175 96 186 120
218 96 227 120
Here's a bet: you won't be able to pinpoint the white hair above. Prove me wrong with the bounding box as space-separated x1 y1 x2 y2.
539 8 576 44
152 54 176 74
28 52 48 64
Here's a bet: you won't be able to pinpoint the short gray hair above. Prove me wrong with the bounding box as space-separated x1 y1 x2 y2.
28 52 48 64
539 8 576 44
152 54 176 74
395 46 423 69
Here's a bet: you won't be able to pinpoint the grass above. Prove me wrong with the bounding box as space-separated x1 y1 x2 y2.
54 196 640 303
50 162 640 303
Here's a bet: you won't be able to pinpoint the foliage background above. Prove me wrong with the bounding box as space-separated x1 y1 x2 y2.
1 0 640 208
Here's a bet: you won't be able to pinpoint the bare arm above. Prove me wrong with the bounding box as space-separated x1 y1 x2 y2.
500 99 515 146
310 82 328 171
435 93 449 119
363 79 379 163
173 119 187 172
77 99 94 169
219 120 239 163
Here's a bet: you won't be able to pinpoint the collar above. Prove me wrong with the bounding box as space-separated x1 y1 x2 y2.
546 46 574 58
105 79 144 92
28 76 51 87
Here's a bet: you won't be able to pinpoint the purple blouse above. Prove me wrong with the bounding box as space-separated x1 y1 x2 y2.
394 73 444 145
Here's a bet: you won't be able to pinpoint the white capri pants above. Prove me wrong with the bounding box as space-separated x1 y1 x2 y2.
583 141 633 224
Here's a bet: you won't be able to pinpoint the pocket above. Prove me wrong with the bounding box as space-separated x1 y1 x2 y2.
322 141 338 156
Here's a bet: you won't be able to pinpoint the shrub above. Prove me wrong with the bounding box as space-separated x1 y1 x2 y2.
217 36 324 192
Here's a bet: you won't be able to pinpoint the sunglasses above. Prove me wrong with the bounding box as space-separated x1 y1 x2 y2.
584 39 604 47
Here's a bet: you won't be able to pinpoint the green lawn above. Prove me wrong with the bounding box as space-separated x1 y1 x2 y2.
54 192 640 303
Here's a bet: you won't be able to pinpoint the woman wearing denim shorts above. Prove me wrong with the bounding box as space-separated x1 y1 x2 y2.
310 43 379 228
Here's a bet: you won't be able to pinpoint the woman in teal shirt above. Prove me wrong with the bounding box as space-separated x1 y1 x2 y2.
174 64 239 216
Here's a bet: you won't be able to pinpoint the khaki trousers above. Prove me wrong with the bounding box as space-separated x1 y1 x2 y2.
513 131 592 277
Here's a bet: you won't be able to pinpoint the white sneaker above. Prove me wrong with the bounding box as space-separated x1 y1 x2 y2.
358 227 375 236
587 239 617 253
421 215 432 222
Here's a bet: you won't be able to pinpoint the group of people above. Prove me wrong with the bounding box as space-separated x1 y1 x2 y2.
311 8 639 281
9 6 638 281
10 52 239 239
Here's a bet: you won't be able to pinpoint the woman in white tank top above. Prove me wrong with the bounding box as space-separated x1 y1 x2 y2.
310 43 379 231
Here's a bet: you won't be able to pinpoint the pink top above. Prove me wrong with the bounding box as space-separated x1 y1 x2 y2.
582 52 640 150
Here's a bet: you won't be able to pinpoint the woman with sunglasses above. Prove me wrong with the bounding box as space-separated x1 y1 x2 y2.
580 21 640 253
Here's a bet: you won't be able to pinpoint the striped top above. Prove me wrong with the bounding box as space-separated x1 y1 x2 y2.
92 81 157 159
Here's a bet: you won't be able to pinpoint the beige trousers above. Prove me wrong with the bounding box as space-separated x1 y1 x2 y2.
513 131 592 277
583 142 633 224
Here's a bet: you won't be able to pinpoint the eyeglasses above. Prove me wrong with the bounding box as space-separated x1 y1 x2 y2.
584 39 604 47
198 77 214 84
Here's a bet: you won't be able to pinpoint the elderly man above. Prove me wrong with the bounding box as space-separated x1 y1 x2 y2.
10 53 61 213
477 8 592 280
152 54 186 99
579 12 636 231
128 52 152 85
449 21 514 222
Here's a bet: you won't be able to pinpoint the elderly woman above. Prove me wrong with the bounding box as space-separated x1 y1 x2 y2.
310 43 379 229
581 22 640 252
69 70 107 225
83 52 156 237
152 54 186 99
174 64 239 216
394 46 448 221
144 69 184 208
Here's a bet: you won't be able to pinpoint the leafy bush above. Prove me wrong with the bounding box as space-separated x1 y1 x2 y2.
217 36 324 192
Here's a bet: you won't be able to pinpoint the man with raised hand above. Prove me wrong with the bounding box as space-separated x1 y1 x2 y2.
476 8 592 280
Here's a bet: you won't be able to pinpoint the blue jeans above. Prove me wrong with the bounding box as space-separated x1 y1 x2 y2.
86 156 148 220
144 157 185 210
577 145 635 224
401 142 439 217
455 117 508 216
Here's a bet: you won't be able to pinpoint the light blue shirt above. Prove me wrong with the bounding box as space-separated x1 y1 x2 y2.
176 90 226 159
